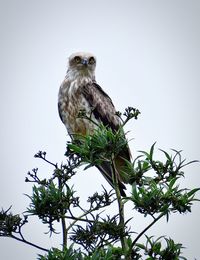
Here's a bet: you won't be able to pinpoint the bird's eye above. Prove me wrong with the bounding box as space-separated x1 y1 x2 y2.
88 57 95 65
74 56 81 64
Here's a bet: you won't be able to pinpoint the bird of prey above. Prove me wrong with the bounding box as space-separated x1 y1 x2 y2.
58 52 131 196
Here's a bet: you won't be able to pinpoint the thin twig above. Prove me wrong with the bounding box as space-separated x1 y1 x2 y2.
131 211 166 248
65 206 103 234
9 234 49 252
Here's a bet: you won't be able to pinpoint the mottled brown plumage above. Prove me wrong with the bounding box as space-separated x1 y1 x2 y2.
58 52 131 196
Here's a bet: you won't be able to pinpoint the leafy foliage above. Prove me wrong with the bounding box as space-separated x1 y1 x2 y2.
0 207 26 236
126 144 199 221
0 107 199 259
136 236 187 260
70 214 128 252
38 246 82 260
66 123 129 170
26 182 77 233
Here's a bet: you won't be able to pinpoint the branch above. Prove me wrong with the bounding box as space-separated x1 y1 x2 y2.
65 202 112 234
8 234 49 252
111 156 128 254
131 211 166 248
34 151 58 169
58 178 67 249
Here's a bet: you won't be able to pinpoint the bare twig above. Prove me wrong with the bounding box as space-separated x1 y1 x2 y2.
131 211 166 248
9 234 49 252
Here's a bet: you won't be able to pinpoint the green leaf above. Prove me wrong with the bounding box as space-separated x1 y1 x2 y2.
187 188 200 198
149 142 156 161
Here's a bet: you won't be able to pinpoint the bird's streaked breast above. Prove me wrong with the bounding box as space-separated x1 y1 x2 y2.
58 78 97 137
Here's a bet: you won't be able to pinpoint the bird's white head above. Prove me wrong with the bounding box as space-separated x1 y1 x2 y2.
67 52 96 82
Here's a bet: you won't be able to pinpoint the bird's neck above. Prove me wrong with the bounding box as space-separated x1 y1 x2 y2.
66 68 95 86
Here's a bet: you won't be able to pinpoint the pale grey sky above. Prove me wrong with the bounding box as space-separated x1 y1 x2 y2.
0 0 200 259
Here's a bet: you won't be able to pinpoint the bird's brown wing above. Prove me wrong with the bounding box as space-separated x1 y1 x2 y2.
82 82 120 131
81 82 131 196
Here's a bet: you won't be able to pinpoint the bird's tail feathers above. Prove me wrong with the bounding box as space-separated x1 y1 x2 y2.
96 162 127 197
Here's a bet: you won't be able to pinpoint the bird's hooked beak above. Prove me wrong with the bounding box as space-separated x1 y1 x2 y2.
81 58 88 66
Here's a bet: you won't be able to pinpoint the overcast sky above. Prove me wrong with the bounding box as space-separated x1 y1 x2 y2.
0 1 200 259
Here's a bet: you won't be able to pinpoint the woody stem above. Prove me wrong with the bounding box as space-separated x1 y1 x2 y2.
111 156 128 255
58 178 67 249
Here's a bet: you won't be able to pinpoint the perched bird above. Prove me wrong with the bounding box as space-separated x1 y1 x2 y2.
58 52 131 196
